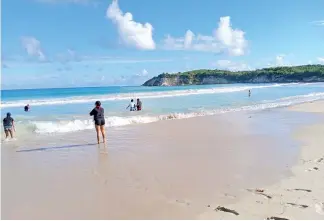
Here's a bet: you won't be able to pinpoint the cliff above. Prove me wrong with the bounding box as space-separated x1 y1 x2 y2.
142 65 324 86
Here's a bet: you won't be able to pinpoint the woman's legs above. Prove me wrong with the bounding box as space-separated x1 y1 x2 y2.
95 125 100 144
4 129 9 138
100 125 106 143
8 129 13 138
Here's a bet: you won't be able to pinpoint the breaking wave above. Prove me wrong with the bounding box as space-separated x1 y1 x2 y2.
20 92 324 134
1 83 298 108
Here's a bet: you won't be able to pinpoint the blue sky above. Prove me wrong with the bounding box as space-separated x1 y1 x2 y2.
1 0 324 89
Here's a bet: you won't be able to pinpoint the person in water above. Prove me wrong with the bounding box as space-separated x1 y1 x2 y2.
90 101 106 144
24 104 30 112
126 99 136 111
3 112 15 139
136 98 142 111
248 89 251 97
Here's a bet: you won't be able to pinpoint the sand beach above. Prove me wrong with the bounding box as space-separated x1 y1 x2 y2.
1 101 324 219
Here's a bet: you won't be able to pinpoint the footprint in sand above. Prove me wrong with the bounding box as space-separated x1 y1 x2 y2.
315 202 324 215
286 202 308 209
246 189 272 199
215 206 239 216
286 188 312 193
306 167 319 172
266 216 289 220
315 157 324 163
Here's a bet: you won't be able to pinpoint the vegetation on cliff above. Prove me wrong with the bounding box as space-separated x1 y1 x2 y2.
143 65 324 86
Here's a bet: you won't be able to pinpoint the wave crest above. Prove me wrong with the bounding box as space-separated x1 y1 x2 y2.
24 92 324 134
1 83 297 108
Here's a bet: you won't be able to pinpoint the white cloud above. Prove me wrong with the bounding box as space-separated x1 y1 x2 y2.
311 20 324 26
318 57 324 63
106 0 155 50
163 16 247 56
213 60 251 71
21 36 46 61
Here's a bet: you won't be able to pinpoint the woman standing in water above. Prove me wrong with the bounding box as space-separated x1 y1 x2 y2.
3 112 15 139
90 101 106 144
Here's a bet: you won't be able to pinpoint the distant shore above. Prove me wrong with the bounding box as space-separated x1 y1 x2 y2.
143 65 324 86
1 101 324 219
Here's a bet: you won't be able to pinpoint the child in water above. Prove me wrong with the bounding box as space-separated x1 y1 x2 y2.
126 99 136 111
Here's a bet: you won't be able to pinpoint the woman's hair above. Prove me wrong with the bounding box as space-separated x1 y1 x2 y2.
6 112 11 117
95 101 101 106
131 99 133 102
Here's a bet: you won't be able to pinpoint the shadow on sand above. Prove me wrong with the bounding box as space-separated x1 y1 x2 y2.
16 143 98 152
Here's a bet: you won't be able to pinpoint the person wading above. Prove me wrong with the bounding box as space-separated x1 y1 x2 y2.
90 101 106 144
3 112 15 139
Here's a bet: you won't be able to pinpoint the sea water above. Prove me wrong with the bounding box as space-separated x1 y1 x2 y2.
1 83 324 135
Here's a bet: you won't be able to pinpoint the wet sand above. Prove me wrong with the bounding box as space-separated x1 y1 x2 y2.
199 101 324 219
1 102 323 219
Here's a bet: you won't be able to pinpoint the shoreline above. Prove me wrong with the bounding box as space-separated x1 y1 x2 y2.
1 101 324 219
199 101 324 219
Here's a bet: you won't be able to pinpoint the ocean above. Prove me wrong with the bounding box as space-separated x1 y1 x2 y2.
1 83 324 136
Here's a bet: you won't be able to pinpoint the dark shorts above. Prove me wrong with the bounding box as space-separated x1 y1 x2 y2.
4 126 12 131
94 118 105 126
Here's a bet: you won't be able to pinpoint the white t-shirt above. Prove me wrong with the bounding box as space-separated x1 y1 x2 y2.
130 102 136 108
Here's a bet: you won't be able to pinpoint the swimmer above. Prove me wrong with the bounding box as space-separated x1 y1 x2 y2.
126 99 136 111
136 98 142 111
3 112 15 139
248 89 251 97
90 101 106 144
24 104 30 112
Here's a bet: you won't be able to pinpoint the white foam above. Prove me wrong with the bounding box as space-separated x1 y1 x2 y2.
25 92 324 134
1 83 300 108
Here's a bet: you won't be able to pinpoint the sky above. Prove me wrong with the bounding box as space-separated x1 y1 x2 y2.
1 0 324 89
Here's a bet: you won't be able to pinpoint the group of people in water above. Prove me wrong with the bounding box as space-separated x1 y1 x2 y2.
89 98 142 144
2 89 253 143
3 90 251 143
127 98 142 111
3 98 143 143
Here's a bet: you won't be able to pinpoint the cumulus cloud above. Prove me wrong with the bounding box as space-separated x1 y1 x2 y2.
163 16 247 56
106 0 155 50
21 36 46 61
213 60 251 71
318 57 324 63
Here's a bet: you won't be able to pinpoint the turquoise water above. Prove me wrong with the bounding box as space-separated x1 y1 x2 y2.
1 83 324 134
